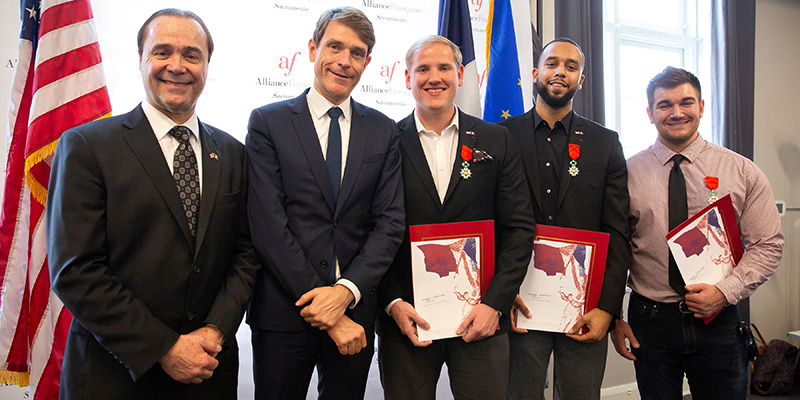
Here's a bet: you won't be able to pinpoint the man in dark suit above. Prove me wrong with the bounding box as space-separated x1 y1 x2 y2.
245 7 404 400
376 35 535 400
499 38 631 400
46 9 259 399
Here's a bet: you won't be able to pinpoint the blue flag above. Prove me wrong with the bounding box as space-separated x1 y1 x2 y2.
483 0 525 122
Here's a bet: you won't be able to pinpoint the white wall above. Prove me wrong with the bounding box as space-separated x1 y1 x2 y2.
751 0 800 345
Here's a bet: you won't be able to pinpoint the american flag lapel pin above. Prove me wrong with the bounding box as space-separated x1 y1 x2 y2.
209 153 219 160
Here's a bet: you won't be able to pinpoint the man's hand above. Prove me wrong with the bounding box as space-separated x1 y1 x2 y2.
326 315 367 355
296 284 355 330
188 325 225 357
510 294 531 334
566 308 612 342
610 319 638 361
684 283 728 318
389 301 432 347
158 334 220 384
456 304 500 343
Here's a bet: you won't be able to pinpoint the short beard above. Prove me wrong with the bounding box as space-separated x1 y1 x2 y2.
536 79 577 109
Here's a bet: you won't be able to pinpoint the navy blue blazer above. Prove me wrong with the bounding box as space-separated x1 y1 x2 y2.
377 110 535 343
246 89 405 332
47 105 260 399
499 109 631 316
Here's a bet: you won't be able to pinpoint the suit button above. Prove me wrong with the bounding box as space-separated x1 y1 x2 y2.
193 265 201 274
334 221 338 228
320 260 328 268
187 312 194 321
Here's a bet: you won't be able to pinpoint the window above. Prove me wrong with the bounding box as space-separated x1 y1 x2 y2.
603 0 711 158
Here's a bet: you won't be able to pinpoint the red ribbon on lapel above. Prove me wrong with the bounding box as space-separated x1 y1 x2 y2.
461 145 473 162
705 176 719 190
568 144 580 160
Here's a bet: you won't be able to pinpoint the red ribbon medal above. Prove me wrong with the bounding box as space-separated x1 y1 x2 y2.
460 145 473 179
705 176 719 203
568 144 580 176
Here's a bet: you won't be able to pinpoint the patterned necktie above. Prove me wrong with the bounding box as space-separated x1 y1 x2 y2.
169 125 201 238
326 107 343 203
668 154 688 296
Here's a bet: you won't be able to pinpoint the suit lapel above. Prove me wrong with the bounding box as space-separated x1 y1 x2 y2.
337 99 367 216
443 111 476 205
556 113 583 210
397 114 441 207
121 106 195 247
194 122 220 258
290 93 337 213
516 111 543 215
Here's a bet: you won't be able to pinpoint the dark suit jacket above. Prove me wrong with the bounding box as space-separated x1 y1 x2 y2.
377 110 535 343
245 89 404 332
499 109 631 316
46 105 260 399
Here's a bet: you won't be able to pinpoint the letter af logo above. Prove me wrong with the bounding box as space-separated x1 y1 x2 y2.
471 0 483 12
380 61 400 84
278 51 301 77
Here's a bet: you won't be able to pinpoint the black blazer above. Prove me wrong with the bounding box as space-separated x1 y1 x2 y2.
245 90 405 332
499 109 631 316
377 110 535 343
47 105 260 399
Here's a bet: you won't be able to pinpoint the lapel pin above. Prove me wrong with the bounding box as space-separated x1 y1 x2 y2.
574 131 584 135
466 130 476 137
209 153 219 160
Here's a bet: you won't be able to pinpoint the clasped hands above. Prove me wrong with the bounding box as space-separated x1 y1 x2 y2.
296 285 366 355
159 325 224 384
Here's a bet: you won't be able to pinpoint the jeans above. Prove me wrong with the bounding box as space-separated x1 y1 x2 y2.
628 292 748 400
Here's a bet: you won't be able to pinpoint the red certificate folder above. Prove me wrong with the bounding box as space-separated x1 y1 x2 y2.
409 220 495 296
518 225 609 333
666 194 743 323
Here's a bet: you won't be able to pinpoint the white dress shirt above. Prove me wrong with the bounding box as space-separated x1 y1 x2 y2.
141 100 203 194
386 108 460 315
306 87 361 306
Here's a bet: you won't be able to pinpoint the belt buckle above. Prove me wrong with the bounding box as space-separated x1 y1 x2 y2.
678 301 692 314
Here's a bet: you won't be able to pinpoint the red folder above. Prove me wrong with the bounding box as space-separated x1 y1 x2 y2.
533 225 610 322
666 194 743 323
409 220 495 296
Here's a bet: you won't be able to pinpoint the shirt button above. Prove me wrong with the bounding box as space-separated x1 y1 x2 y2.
548 215 553 221
547 137 552 142
546 189 552 194
186 312 194 321
545 162 551 167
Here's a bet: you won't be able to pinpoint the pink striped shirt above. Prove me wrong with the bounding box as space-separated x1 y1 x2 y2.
626 136 783 304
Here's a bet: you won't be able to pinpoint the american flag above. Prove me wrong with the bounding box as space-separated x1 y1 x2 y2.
0 0 111 398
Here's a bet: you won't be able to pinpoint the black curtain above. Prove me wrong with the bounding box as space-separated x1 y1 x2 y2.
553 0 605 124
711 0 756 161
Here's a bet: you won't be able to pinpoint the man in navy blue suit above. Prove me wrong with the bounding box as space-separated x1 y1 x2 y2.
245 6 404 400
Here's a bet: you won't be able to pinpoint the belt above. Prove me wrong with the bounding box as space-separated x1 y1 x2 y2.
631 291 693 314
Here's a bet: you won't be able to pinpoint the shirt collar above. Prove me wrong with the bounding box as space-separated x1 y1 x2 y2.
307 86 352 122
652 134 707 166
141 100 200 140
413 107 460 135
533 109 574 132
